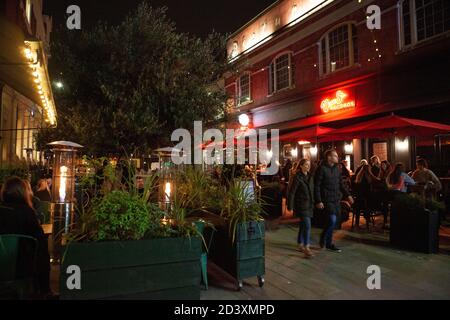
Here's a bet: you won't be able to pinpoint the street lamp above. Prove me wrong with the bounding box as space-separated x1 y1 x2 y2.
47 141 83 261
54 81 64 89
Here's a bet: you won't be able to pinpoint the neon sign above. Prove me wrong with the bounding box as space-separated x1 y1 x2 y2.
320 90 355 113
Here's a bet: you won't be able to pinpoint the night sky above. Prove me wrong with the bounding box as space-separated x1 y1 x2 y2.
43 0 276 37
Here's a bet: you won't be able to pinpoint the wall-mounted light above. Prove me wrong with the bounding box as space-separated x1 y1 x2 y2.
291 148 298 158
238 113 250 127
396 137 409 152
344 143 354 154
298 140 310 145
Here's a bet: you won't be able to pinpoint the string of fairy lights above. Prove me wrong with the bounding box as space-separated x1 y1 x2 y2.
24 41 57 126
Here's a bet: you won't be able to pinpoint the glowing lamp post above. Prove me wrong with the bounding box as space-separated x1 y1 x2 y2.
47 141 83 261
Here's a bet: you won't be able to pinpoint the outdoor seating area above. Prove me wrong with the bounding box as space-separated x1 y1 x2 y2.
1 0 450 307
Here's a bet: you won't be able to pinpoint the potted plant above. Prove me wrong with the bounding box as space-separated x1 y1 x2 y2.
207 178 266 290
59 160 203 300
390 193 444 254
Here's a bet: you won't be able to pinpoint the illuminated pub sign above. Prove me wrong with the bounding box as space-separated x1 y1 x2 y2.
320 90 355 113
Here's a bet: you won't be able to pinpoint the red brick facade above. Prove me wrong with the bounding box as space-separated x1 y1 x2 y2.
224 0 450 172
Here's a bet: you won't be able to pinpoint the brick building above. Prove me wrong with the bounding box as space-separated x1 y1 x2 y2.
224 0 450 173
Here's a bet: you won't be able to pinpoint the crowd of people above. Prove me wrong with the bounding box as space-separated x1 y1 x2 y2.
0 175 53 299
283 150 443 259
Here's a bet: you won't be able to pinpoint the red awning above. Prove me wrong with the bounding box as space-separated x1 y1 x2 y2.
277 125 334 142
320 114 450 142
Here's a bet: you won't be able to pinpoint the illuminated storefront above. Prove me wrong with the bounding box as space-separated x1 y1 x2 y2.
224 0 450 173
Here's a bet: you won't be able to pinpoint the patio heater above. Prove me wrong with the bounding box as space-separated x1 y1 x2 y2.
47 141 83 261
155 147 181 212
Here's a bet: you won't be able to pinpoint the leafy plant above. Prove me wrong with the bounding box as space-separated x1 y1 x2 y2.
408 193 446 212
393 192 446 216
220 178 265 243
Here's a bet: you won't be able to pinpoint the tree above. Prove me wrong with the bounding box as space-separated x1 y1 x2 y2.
37 3 228 157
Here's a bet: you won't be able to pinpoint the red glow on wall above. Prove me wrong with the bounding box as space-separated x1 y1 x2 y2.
320 90 355 113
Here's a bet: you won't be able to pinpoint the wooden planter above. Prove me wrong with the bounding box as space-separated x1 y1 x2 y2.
60 237 201 300
207 220 265 290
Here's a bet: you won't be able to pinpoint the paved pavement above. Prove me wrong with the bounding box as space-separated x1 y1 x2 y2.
201 219 450 300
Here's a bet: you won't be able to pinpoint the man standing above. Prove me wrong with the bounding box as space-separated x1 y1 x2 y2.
315 149 354 252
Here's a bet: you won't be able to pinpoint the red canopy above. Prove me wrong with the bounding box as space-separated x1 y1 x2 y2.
277 125 334 142
320 114 450 142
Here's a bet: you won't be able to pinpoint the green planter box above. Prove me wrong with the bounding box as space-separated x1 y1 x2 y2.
390 202 439 254
208 220 265 290
60 237 201 300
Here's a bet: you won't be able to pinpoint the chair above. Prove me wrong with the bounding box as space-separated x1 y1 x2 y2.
0 234 38 299
194 220 209 290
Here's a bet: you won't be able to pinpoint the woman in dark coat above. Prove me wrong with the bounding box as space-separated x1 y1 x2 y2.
287 158 315 258
0 176 51 297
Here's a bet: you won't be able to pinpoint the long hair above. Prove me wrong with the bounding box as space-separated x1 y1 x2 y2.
355 164 371 184
1 176 34 209
36 179 49 192
388 163 404 185
380 160 391 177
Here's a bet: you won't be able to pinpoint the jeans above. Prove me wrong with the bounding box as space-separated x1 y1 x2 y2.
321 202 340 248
297 217 311 246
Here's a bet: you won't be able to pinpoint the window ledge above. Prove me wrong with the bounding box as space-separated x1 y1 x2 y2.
266 84 296 98
396 31 450 55
237 100 254 107
319 63 361 79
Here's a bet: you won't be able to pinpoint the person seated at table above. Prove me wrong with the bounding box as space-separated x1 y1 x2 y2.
387 163 416 194
411 158 442 192
34 179 51 202
380 160 391 182
0 176 52 297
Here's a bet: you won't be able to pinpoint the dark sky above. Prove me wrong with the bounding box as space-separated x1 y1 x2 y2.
43 0 276 37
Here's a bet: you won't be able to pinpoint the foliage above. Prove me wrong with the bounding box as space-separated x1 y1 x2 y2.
394 192 446 213
93 190 172 241
0 164 29 184
36 3 229 156
220 178 265 243
68 159 208 243
175 166 221 211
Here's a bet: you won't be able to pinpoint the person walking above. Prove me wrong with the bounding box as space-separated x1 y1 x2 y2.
287 159 315 258
314 149 354 252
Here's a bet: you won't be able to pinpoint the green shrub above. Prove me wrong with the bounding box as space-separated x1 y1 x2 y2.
92 190 171 241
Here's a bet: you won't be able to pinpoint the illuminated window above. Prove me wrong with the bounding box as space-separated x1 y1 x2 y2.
268 53 293 94
401 0 450 47
237 73 251 106
319 23 358 75
25 0 31 24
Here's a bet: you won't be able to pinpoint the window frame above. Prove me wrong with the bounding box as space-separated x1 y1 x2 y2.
236 72 252 107
319 22 358 76
399 0 450 49
268 52 294 95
